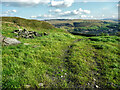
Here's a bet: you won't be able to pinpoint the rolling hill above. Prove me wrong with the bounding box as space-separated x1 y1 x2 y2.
46 19 119 36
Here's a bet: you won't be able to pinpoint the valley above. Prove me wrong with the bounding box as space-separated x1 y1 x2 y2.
46 19 119 36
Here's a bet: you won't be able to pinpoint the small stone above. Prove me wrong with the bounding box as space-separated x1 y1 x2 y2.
87 83 90 85
18 32 22 35
33 32 38 36
14 32 19 34
38 83 43 87
24 31 28 34
96 73 99 75
12 30 18 33
24 43 30 45
43 32 48 35
61 75 63 78
19 29 22 31
95 85 99 88
28 35 34 39
61 69 63 72
24 85 31 88
23 29 27 32
93 78 96 81
29 31 34 34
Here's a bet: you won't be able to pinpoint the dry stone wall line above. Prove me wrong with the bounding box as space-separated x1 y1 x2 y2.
12 29 48 39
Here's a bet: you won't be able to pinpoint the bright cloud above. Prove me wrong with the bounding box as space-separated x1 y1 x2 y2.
80 15 87 18
75 0 119 2
112 15 116 18
2 0 50 7
49 9 62 13
4 10 17 14
59 11 73 16
30 8 91 19
30 14 54 18
1 9 17 16
50 0 74 8
117 4 120 7
2 0 50 4
59 8 90 16
2 0 74 7
102 14 105 17
90 16 93 18
83 10 91 14
12 10 17 13
83 0 88 3
30 16 37 18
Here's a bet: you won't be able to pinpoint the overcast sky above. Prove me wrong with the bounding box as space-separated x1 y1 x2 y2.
1 0 119 20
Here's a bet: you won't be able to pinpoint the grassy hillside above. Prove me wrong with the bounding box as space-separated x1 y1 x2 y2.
2 17 55 30
2 17 120 89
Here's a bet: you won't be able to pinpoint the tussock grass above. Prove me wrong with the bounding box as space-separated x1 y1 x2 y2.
2 17 120 89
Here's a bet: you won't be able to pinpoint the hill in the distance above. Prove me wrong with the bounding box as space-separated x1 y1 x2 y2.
46 19 119 36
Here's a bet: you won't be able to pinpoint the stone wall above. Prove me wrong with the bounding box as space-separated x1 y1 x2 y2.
12 29 48 39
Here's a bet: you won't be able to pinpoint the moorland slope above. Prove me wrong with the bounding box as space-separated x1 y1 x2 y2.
1 17 120 89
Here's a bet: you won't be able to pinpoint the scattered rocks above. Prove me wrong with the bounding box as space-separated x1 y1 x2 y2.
12 29 48 39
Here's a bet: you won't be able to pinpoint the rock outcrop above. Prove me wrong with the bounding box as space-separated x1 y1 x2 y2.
3 37 21 45
12 29 48 39
0 34 21 46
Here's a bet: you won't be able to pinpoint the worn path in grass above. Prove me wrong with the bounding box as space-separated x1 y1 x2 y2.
61 38 100 88
46 38 83 87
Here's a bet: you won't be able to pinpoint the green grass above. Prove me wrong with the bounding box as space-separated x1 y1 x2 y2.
64 36 120 88
2 17 77 88
2 17 55 30
2 17 120 89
